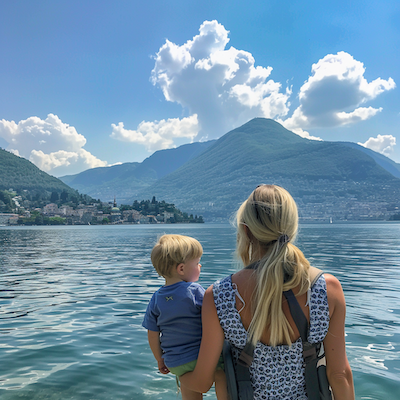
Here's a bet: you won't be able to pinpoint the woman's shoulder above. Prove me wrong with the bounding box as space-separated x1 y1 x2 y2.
323 273 344 299
323 273 342 288
311 270 342 291
321 273 345 317
211 274 232 293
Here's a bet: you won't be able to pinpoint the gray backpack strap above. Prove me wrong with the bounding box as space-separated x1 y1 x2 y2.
283 269 332 400
283 289 322 400
223 341 254 400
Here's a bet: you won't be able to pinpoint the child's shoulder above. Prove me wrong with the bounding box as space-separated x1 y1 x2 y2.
186 282 205 298
187 281 205 290
188 281 204 288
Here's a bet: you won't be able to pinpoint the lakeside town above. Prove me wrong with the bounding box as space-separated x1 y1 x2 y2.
0 192 204 226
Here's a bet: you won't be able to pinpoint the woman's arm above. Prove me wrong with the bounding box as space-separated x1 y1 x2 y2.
179 285 225 392
324 274 355 400
147 330 170 374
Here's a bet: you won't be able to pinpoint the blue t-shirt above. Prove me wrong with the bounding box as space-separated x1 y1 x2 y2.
142 281 205 368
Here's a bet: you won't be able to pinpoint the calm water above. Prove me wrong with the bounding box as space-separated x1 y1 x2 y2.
0 223 399 400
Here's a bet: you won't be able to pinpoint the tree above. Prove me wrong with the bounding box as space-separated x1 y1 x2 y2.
35 214 43 225
60 190 68 202
132 200 139 211
49 216 66 225
70 195 78 206
50 191 59 203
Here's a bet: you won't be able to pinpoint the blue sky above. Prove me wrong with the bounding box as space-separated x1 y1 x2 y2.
0 0 399 176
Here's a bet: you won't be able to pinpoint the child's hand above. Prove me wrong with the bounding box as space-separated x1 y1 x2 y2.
157 358 170 374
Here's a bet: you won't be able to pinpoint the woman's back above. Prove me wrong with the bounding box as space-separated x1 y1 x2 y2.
231 268 310 345
213 272 330 399
179 185 354 400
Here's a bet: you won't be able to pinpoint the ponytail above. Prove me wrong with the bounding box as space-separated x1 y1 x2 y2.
236 185 310 346
248 242 310 346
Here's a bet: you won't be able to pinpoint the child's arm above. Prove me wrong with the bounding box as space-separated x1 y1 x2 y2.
179 285 224 392
147 330 170 374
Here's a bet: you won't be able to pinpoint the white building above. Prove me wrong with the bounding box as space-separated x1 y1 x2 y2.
0 213 19 225
43 203 58 215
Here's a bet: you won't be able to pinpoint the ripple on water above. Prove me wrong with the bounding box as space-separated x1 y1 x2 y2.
1 224 400 399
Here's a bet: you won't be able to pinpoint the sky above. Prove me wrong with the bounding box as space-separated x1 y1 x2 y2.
0 0 399 177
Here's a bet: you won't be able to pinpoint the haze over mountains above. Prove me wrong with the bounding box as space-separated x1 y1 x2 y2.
60 140 215 202
60 118 400 221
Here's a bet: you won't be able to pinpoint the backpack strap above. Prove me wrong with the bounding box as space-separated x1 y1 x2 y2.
283 267 325 400
224 267 326 400
309 266 324 287
223 340 254 400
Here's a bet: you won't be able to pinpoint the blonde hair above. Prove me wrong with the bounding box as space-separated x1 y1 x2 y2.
236 185 310 346
151 234 203 278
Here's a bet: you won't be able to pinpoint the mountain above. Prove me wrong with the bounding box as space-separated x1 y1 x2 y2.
0 148 77 195
133 118 400 221
339 142 400 179
60 140 215 202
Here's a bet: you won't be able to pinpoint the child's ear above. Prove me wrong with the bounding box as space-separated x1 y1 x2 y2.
176 263 185 276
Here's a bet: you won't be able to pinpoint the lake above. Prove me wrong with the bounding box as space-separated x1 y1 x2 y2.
0 223 399 399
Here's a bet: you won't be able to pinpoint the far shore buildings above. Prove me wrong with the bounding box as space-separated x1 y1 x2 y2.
0 213 19 225
0 200 179 225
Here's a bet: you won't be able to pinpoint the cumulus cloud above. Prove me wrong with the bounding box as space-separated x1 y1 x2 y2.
358 134 396 156
287 127 322 141
283 52 395 131
150 20 291 139
0 114 107 176
111 115 199 152
110 21 396 156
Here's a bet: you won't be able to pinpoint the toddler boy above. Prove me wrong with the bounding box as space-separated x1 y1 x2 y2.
142 234 226 400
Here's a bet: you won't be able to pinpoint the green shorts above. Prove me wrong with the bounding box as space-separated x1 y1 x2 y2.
168 360 198 377
168 355 224 377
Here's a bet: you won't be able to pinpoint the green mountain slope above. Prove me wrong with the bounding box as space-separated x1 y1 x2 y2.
339 142 400 179
60 140 215 202
135 118 400 220
0 148 77 195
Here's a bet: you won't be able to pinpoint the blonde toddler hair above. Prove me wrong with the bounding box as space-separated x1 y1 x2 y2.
151 234 203 278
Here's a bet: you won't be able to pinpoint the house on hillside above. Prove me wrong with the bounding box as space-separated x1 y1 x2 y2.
0 213 19 225
43 203 58 215
122 209 141 223
163 211 174 223
59 205 74 216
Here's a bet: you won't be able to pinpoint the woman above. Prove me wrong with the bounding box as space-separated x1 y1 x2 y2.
180 184 354 399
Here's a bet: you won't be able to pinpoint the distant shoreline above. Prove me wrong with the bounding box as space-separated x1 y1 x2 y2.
1 220 399 229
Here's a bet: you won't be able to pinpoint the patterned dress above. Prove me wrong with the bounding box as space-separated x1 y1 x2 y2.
213 274 330 400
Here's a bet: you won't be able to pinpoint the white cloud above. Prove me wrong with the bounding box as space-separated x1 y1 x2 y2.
358 134 396 156
111 22 395 151
283 52 396 131
336 107 382 124
111 115 199 152
287 127 322 141
150 20 291 139
0 114 107 176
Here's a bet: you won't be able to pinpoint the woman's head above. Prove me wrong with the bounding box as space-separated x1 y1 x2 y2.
235 185 310 346
236 184 299 265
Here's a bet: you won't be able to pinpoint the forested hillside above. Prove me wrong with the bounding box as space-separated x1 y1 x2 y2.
0 148 75 193
135 118 400 220
0 148 91 212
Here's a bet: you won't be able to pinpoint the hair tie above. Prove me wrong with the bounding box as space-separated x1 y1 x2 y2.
278 234 290 245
